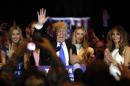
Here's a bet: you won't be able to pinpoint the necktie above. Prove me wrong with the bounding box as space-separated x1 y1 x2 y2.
59 43 66 66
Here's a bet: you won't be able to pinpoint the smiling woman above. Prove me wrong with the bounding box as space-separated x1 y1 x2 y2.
70 27 95 66
9 26 23 45
0 23 28 80
104 25 130 81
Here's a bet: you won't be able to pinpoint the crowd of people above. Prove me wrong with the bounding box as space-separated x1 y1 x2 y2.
0 8 130 86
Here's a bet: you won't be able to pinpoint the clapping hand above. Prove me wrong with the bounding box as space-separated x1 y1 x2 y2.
104 48 116 65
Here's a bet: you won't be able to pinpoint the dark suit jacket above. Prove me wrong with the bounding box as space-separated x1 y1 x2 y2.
31 24 77 66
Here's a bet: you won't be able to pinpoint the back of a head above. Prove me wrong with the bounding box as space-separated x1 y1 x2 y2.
22 68 49 86
25 76 46 86
83 60 116 86
95 40 106 59
74 68 84 82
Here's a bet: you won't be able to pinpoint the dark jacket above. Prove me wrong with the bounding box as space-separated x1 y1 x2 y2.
31 25 76 66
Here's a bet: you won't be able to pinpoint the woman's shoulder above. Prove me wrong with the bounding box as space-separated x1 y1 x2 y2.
124 46 130 53
124 46 130 50
125 46 130 49
87 46 94 50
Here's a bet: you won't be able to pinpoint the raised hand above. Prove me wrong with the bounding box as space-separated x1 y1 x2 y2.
37 8 49 25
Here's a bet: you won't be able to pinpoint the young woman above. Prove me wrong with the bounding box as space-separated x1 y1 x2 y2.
104 25 130 80
0 24 27 80
70 27 95 66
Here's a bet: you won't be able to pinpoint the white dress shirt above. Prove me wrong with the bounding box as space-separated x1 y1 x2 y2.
56 42 69 66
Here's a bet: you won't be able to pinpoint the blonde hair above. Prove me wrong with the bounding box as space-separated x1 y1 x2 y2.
9 25 23 44
72 27 88 48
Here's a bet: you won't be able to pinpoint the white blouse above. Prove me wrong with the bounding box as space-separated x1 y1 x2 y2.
75 44 82 54
109 49 124 81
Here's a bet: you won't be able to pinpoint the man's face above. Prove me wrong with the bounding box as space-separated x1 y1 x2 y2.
56 28 67 43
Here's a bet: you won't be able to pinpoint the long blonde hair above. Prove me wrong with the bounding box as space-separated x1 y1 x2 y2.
8 24 23 45
72 27 88 48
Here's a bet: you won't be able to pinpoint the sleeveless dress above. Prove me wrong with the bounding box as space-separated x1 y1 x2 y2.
109 49 124 81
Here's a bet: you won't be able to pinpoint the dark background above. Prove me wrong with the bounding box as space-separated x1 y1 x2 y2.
0 0 130 33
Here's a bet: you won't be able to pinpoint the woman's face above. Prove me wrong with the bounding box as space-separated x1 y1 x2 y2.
75 29 85 44
11 29 21 43
111 29 120 44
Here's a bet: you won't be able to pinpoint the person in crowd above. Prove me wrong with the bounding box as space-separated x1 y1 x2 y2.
0 31 9 69
25 9 52 66
15 67 49 86
95 40 106 60
87 28 100 48
0 23 28 80
104 25 130 81
83 59 116 86
24 21 42 66
25 21 37 41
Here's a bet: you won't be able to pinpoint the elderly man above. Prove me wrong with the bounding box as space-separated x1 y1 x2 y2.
33 8 76 66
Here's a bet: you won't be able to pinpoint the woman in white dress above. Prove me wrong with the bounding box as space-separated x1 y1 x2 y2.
104 25 130 80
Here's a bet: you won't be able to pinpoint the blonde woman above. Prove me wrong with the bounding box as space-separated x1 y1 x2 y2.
0 24 28 80
70 27 95 66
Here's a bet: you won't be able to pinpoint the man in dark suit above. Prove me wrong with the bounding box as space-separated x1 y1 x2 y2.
51 21 77 66
33 8 76 66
